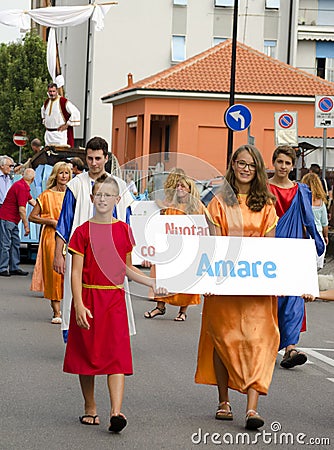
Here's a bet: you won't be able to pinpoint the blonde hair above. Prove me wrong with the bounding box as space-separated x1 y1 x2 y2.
47 162 72 189
164 167 186 203
301 172 327 204
171 175 203 214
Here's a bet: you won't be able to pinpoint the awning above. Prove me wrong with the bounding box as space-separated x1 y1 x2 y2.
298 25 334 42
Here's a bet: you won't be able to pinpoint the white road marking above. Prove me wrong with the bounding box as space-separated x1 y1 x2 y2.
299 348 334 367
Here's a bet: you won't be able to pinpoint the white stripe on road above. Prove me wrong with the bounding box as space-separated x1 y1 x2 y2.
299 348 334 368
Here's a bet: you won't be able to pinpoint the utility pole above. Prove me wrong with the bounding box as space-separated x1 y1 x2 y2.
226 0 239 167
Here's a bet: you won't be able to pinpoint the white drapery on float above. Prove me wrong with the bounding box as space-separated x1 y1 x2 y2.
0 3 113 86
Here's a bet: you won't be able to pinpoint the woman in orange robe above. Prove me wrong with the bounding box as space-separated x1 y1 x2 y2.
29 162 72 323
195 145 279 430
144 175 206 321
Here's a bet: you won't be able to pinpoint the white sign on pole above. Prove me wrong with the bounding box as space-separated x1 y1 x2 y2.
155 235 319 297
274 111 298 146
130 214 209 265
315 96 334 128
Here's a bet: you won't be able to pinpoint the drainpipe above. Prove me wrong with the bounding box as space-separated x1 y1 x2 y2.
83 0 92 144
287 0 293 65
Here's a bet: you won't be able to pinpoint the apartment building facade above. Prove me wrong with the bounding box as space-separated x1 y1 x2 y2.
34 1 334 147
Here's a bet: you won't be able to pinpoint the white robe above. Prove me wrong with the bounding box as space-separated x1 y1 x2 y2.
41 96 80 146
61 172 136 336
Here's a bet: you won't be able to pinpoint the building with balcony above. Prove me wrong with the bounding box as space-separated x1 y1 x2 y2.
36 1 334 155
297 0 334 82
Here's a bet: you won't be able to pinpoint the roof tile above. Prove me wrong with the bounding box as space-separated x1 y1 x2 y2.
103 40 334 100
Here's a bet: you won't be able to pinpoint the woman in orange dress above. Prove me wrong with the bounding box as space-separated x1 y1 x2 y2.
29 162 72 323
195 145 280 430
144 175 205 321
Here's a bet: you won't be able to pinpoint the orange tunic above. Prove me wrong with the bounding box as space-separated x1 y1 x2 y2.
31 190 65 301
195 195 280 395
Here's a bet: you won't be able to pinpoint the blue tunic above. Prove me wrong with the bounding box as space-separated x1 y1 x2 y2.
275 183 324 350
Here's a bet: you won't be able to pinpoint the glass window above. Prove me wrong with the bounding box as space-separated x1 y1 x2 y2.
265 0 280 9
173 0 187 5
264 40 277 59
213 37 226 46
326 58 334 82
214 0 234 7
318 0 334 26
172 35 186 62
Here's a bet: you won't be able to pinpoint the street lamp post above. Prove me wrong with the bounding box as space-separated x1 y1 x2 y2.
226 0 239 167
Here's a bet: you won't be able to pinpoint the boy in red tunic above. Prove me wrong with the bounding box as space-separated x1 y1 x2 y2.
63 175 166 433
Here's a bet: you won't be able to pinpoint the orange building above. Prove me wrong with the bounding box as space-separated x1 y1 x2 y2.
102 40 334 178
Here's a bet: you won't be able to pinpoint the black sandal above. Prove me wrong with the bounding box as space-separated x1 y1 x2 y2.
108 414 127 433
174 311 187 321
79 414 100 425
144 306 166 319
280 349 307 369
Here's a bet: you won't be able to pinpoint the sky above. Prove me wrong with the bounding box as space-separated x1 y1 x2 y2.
0 0 30 44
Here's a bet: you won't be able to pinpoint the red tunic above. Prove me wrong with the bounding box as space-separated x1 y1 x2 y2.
269 183 298 218
63 220 134 376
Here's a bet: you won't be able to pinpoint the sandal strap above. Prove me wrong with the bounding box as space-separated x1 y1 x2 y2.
246 409 258 417
217 401 232 412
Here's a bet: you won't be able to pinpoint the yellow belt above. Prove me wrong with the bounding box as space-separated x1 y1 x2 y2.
82 283 124 290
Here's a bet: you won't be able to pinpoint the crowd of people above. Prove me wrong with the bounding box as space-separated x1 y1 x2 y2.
1 134 333 435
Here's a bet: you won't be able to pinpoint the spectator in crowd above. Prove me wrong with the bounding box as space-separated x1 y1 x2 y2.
0 168 36 277
309 163 330 202
301 172 328 269
126 172 138 197
0 156 15 207
29 162 72 323
70 157 85 176
41 82 80 147
14 138 43 174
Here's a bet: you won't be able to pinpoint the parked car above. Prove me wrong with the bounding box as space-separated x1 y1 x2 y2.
196 176 224 206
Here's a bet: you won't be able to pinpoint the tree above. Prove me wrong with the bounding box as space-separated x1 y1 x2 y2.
0 31 49 161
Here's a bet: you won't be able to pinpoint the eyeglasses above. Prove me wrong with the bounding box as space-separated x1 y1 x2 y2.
5 164 14 168
235 160 256 172
94 192 117 199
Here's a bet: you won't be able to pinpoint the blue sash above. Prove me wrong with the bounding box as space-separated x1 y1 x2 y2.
275 183 323 349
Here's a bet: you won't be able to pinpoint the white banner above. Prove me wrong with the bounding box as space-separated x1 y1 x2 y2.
155 235 319 297
130 214 209 265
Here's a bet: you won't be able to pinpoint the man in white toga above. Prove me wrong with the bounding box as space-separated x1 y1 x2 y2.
53 136 136 343
41 82 80 147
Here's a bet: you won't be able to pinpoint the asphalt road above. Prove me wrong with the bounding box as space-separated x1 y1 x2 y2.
1 265 333 450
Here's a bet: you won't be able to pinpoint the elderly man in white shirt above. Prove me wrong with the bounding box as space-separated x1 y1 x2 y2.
0 156 14 207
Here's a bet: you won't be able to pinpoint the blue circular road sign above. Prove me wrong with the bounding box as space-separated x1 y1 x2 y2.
224 104 252 131
318 97 334 113
278 113 294 129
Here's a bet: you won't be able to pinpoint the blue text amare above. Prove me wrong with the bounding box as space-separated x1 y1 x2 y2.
196 253 277 278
